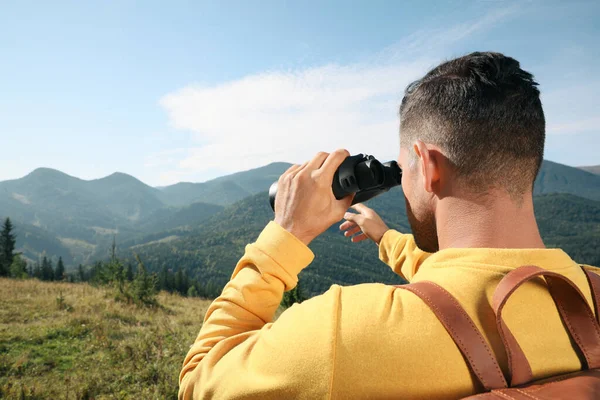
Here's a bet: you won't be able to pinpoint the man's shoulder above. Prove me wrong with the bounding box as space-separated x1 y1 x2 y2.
301 282 419 311
333 282 435 315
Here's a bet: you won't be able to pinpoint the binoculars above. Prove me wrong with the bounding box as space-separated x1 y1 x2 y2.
269 154 402 211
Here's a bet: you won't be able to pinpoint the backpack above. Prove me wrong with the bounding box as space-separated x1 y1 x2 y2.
396 265 600 399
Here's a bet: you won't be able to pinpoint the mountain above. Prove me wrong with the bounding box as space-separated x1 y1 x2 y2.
157 159 600 206
12 221 75 265
122 190 407 297
534 193 600 265
207 162 293 195
534 160 600 201
0 168 121 242
86 172 165 222
0 168 224 265
2 158 599 272
0 168 164 234
579 165 600 176
0 163 294 265
126 189 600 297
137 201 225 236
159 162 292 206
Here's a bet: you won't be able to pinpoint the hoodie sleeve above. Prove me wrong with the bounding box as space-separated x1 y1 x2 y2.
378 229 432 281
178 221 339 400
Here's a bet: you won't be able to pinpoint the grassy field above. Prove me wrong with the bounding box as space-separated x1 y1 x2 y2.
0 278 213 399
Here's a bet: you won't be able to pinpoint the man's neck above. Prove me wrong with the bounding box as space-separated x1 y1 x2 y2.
437 190 546 250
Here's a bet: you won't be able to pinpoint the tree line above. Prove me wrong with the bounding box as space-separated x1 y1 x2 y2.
0 217 213 301
0 217 305 308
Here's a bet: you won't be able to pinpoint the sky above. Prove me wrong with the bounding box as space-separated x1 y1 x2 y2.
1 0 599 187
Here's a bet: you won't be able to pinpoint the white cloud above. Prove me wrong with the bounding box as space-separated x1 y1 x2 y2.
542 81 600 136
160 61 428 175
157 7 521 183
547 117 600 135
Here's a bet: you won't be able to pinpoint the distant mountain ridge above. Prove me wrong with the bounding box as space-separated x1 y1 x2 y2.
579 165 600 176
123 190 600 298
534 160 600 201
157 162 292 206
1 159 599 270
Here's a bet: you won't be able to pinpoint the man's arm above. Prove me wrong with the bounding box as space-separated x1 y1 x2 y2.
179 221 338 399
339 203 432 282
378 229 432 281
180 149 356 398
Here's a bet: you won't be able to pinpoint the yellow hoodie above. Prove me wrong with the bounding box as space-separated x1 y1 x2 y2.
179 221 599 399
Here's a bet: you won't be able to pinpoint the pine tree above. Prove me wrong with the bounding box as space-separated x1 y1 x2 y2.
78 264 85 282
33 261 42 279
90 261 104 283
132 253 158 306
182 270 190 295
48 259 54 281
41 256 53 281
55 257 65 281
0 218 17 277
126 262 134 282
159 266 170 291
106 258 125 292
175 269 184 295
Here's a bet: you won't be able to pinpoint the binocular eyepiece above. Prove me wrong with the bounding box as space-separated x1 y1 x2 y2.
269 154 402 211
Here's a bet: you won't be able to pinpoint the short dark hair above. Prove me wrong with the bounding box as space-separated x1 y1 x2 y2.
399 51 545 197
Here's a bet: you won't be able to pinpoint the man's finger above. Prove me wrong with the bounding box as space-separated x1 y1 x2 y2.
319 149 350 181
351 203 371 214
339 220 356 231
306 151 329 172
351 233 368 242
289 161 309 179
344 226 362 237
344 211 364 226
281 163 303 181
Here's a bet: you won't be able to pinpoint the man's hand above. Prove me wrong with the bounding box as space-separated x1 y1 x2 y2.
340 203 390 245
274 149 354 246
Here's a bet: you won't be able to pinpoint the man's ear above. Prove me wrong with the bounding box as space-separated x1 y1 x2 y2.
413 140 441 193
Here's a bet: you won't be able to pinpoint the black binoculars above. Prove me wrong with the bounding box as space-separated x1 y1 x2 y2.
269 154 402 211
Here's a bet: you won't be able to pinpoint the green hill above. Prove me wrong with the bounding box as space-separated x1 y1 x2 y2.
158 162 292 206
155 159 600 207
534 193 600 265
125 189 600 297
158 180 250 207
534 160 600 201
139 201 225 233
208 162 293 195
86 172 165 222
0 168 153 242
123 191 407 297
1 159 599 272
0 169 225 266
12 222 75 266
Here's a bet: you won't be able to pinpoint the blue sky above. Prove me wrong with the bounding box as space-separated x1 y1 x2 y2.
1 0 598 186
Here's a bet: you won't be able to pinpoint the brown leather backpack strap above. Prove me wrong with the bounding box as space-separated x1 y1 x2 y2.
583 268 600 323
397 282 507 391
493 265 600 387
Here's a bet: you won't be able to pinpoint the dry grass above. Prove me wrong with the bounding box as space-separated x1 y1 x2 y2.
0 278 212 399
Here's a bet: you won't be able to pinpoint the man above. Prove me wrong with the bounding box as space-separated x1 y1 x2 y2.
178 52 599 399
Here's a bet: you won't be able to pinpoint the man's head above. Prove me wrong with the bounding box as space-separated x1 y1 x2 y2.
398 52 546 252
